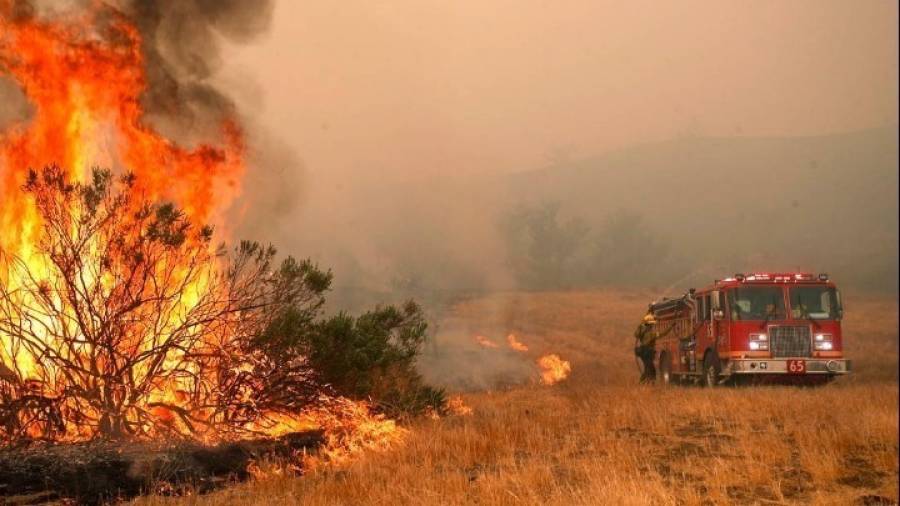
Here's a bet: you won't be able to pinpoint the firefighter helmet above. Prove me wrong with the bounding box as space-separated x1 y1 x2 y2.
643 313 656 324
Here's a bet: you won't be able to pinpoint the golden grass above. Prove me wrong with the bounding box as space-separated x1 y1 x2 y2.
135 290 899 506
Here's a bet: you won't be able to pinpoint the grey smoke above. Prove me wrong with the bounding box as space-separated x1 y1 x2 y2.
120 0 275 141
115 0 307 246
8 0 274 142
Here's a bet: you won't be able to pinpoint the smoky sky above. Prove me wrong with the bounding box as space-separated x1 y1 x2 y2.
210 0 898 300
3 1 897 300
225 0 898 182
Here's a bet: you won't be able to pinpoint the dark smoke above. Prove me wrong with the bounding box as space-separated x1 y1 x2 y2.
120 0 275 141
13 0 274 142
7 0 302 247
112 0 306 246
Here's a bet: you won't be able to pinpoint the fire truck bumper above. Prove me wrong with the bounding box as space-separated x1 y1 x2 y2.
727 359 851 375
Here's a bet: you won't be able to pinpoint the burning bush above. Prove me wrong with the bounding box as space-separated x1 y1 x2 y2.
0 1 444 456
0 166 441 444
0 166 332 441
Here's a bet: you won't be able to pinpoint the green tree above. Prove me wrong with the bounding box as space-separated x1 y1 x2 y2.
502 201 590 289
587 209 669 285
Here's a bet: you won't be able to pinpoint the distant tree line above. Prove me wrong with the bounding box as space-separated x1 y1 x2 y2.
500 201 674 290
500 199 899 294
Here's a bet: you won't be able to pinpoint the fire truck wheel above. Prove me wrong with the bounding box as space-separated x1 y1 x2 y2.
702 352 721 388
658 352 673 385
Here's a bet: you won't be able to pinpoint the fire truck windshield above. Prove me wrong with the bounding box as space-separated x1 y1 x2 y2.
727 287 786 321
789 286 842 320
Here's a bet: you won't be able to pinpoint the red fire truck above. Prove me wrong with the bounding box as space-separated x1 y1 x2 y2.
650 273 850 385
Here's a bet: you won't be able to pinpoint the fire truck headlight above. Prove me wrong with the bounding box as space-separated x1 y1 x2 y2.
748 334 768 351
814 334 833 350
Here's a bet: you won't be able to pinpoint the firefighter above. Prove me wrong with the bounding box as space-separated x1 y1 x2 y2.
634 312 658 383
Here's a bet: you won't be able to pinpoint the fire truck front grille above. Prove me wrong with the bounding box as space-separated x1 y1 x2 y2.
769 326 812 357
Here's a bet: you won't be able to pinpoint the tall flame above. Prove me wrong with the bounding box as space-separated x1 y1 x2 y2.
0 1 244 441
0 4 243 268
0 3 400 453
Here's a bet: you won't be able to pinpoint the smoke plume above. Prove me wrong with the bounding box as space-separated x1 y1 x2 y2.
120 0 275 141
3 0 304 245
5 0 271 140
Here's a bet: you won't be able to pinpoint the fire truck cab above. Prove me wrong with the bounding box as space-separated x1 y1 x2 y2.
651 273 850 385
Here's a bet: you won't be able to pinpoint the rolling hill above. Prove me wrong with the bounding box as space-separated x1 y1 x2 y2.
504 126 899 292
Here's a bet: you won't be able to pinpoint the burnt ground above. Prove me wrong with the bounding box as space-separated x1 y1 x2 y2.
0 431 322 505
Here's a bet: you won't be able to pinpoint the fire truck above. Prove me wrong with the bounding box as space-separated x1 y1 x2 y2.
650 273 850 385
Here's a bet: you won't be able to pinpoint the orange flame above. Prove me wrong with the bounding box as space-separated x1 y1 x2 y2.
247 396 405 477
474 335 499 348
0 5 243 268
0 2 243 440
0 4 403 453
506 334 529 352
301 397 407 469
537 354 571 385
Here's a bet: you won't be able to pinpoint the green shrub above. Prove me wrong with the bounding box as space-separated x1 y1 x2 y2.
254 299 445 418
310 301 445 417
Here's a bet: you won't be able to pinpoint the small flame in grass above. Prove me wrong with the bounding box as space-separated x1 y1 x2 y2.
506 334 529 352
473 333 571 387
425 395 473 419
301 396 407 470
241 395 405 473
475 335 499 348
537 354 572 385
446 395 474 416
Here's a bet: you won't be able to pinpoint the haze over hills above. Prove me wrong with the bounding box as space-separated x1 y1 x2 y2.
249 125 898 312
505 125 899 293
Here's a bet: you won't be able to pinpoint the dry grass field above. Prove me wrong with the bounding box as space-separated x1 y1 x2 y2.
136 290 899 506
